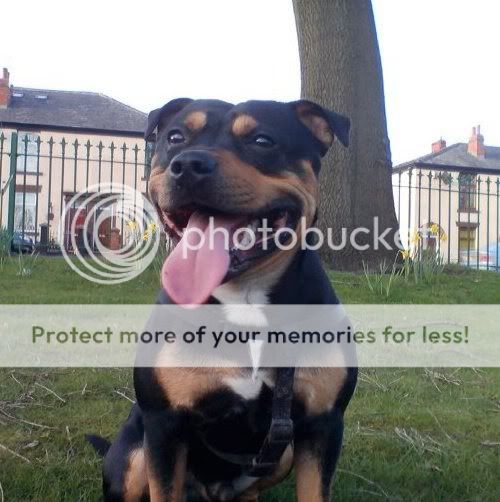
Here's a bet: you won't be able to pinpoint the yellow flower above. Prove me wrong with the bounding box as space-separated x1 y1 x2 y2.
143 230 150 241
411 230 421 244
400 249 411 260
127 220 138 230
147 222 157 233
440 231 447 242
429 223 439 235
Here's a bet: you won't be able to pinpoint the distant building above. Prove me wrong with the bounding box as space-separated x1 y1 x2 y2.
393 126 500 267
0 68 150 249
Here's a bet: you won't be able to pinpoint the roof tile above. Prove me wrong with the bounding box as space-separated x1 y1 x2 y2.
395 143 500 173
0 87 147 136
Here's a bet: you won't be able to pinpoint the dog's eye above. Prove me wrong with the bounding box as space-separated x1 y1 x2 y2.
253 135 275 148
167 130 185 145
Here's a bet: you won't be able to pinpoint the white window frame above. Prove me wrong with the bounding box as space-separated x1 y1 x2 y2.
14 192 37 233
17 131 40 173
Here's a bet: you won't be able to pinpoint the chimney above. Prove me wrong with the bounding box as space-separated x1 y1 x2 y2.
432 138 446 153
0 68 11 108
467 125 485 158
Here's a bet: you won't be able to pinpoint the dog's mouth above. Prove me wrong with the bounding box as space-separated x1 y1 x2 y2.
157 201 300 305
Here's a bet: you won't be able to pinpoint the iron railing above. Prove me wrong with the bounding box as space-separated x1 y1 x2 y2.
0 131 152 253
1 130 499 272
393 168 500 272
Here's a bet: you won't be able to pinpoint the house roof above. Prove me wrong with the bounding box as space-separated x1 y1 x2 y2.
0 87 147 136
394 142 500 174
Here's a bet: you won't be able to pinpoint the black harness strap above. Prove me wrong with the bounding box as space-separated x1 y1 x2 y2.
199 367 296 478
247 367 295 477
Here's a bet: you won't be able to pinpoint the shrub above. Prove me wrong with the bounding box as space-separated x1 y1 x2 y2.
0 226 11 269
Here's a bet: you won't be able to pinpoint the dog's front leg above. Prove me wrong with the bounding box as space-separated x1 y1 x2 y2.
294 408 344 502
144 411 188 502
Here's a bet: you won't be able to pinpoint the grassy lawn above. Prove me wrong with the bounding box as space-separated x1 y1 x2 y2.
0 257 499 501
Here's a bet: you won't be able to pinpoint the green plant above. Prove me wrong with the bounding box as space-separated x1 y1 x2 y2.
0 226 12 269
401 225 446 285
415 248 445 283
362 256 399 298
15 249 40 277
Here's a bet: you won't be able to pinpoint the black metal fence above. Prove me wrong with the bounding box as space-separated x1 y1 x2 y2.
0 131 152 253
1 129 499 272
393 168 500 271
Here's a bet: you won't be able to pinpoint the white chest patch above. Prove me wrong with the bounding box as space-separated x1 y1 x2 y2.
224 376 263 400
213 281 268 305
213 278 272 375
224 370 275 400
222 304 268 328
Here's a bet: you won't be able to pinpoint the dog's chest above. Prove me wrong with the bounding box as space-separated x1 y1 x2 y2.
194 369 274 421
193 372 275 454
223 370 274 400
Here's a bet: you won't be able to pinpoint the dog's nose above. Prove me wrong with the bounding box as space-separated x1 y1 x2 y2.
169 151 217 182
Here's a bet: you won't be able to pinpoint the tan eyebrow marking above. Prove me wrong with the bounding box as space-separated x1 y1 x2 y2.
183 111 207 132
231 114 258 137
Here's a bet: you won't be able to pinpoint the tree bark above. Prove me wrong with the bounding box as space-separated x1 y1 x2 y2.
293 0 399 270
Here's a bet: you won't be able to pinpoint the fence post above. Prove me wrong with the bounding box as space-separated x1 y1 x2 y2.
0 132 5 226
7 132 18 236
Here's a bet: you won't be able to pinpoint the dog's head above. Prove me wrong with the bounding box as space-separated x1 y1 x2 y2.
146 98 349 304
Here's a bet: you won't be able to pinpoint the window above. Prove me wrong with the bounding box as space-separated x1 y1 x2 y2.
14 192 37 234
458 173 477 211
17 132 40 173
458 226 476 262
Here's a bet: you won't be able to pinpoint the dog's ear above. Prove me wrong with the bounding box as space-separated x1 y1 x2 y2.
145 98 194 140
291 100 350 156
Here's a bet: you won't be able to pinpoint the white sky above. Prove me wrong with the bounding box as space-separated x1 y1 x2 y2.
1 0 499 164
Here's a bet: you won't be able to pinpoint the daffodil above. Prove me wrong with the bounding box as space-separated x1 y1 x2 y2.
429 223 439 235
411 230 421 245
400 249 411 260
127 220 138 230
147 222 157 233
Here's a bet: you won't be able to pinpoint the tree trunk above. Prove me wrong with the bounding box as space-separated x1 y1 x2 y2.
293 0 399 270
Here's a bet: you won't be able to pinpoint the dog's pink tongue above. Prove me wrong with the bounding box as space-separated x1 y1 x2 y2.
162 212 232 305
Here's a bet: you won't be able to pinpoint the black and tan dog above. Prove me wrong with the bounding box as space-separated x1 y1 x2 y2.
88 98 357 501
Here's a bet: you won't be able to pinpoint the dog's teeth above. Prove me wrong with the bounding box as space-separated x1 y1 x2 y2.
247 219 259 232
239 232 253 247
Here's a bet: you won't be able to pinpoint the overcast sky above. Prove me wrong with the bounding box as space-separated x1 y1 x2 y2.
1 0 498 164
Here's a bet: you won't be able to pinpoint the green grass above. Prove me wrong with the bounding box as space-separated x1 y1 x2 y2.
3 257 500 305
0 257 499 501
0 256 159 304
